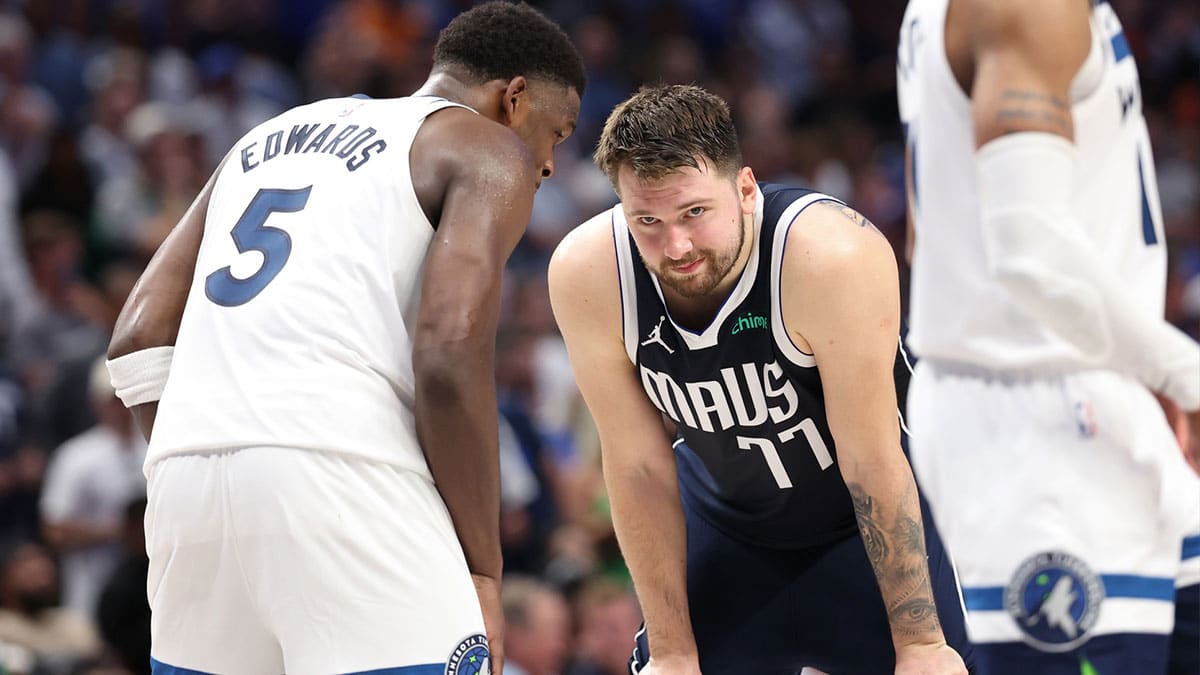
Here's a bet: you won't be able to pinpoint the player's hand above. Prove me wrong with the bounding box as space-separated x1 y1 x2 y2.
1154 393 1198 476
472 573 504 675
637 654 703 675
1154 393 1191 458
894 642 967 675
1186 409 1200 477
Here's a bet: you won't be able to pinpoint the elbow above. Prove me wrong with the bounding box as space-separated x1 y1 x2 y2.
413 340 493 398
108 300 174 359
601 449 676 491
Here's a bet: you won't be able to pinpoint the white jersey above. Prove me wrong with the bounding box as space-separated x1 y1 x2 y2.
149 95 470 475
897 0 1166 370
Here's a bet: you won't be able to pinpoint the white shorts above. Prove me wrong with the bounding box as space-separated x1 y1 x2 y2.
145 447 487 675
908 363 1199 649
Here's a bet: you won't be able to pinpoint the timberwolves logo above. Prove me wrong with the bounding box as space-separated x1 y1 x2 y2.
445 633 490 675
1004 551 1105 652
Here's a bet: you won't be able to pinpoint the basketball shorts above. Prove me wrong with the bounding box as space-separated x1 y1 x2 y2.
909 362 1199 674
145 447 489 675
629 460 977 674
1170 506 1200 674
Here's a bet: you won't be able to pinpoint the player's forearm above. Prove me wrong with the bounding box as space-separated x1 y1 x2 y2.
414 351 502 580
842 457 946 649
978 133 1200 411
605 460 697 660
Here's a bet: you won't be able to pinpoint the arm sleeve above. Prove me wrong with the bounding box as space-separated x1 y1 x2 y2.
978 131 1200 410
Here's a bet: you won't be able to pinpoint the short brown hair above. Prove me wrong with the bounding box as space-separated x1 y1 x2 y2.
594 84 742 186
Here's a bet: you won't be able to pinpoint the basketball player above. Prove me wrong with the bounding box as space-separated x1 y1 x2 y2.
898 0 1200 672
549 84 973 674
103 3 583 674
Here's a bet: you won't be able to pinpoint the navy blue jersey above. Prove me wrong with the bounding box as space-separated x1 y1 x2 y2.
612 183 913 548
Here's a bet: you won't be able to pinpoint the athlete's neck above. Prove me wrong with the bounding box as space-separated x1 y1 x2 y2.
412 71 497 121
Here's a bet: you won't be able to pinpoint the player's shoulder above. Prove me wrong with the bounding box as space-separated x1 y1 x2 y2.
784 200 896 281
548 208 622 322
417 101 527 158
953 0 1089 45
554 208 617 263
415 104 537 182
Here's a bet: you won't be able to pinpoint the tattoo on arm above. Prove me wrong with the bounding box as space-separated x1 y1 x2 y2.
849 486 889 565
816 200 879 231
848 482 943 638
840 206 875 230
996 88 1070 136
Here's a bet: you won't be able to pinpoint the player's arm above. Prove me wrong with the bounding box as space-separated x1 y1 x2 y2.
785 203 965 674
106 161 222 442
411 117 538 584
964 0 1200 420
548 218 700 674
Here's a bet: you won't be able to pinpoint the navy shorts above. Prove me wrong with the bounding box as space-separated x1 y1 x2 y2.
630 491 976 674
1170 582 1199 675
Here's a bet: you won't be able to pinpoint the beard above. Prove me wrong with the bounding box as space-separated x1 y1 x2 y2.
652 214 746 299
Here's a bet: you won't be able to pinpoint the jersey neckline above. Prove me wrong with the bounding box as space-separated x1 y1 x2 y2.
614 186 765 351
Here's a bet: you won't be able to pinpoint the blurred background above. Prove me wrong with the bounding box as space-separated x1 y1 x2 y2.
0 1 1196 673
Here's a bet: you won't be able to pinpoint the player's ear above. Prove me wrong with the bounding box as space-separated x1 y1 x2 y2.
500 76 530 127
738 166 757 216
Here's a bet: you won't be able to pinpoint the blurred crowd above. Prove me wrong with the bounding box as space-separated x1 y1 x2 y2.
0 1 1196 674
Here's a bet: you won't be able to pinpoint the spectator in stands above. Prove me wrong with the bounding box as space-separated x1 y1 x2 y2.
566 578 642 675
8 210 107 409
0 540 100 672
39 358 145 617
503 575 571 675
96 498 149 675
92 101 206 258
0 368 37 544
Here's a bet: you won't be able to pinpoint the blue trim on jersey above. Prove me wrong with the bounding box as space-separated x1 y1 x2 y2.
150 658 445 674
348 658 446 667
1110 30 1131 62
1102 574 1177 601
1183 534 1200 561
151 659 210 674
1138 156 1157 245
962 586 1006 611
351 93 372 99
963 574 1176 611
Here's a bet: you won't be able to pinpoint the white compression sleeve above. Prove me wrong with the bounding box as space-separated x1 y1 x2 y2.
977 132 1200 410
106 346 174 408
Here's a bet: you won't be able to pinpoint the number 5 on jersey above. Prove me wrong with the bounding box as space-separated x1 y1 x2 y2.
205 186 313 307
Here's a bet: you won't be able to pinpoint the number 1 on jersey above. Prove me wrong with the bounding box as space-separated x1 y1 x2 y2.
205 186 313 307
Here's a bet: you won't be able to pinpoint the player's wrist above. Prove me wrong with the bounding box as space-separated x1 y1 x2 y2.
645 627 700 663
646 651 701 672
893 633 949 653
